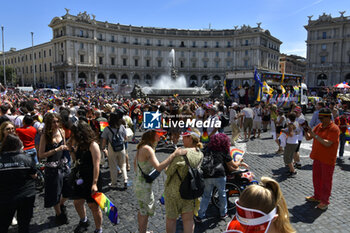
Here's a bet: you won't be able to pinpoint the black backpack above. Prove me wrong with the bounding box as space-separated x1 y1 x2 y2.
176 155 204 200
201 149 225 178
108 126 124 152
219 114 230 128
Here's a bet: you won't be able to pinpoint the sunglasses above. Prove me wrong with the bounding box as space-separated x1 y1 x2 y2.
5 127 15 131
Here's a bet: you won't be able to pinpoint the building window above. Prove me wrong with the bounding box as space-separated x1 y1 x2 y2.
180 61 184 68
245 40 249 46
111 47 115 53
80 55 84 63
215 62 219 68
227 61 231 67
44 50 46 57
216 41 219 48
158 60 161 67
321 56 326 64
181 51 184 57
34 53 36 59
192 51 196 57
111 57 115 65
245 50 248 56
321 44 327 50
322 32 327 39
227 41 231 47
123 58 127 66
158 50 161 56
146 39 150 45
39 52 41 58
35 65 37 72
204 41 208 48
135 59 138 66
169 40 173 47
204 51 208 57
123 37 127 43
99 57 103 65
61 55 64 62
203 61 207 68
192 41 196 47
146 59 150 67
180 41 185 47
146 50 150 56
158 40 161 46
80 43 84 49
50 63 52 71
227 51 231 57
244 60 248 67
192 62 196 68
216 52 219 57
111 35 115 42
80 30 84 37
99 33 103 40
49 49 51 56
135 38 138 44
61 43 63 48
123 48 127 54
26 67 28 73
39 64 42 72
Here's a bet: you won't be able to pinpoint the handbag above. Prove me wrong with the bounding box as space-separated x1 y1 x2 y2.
126 128 134 141
137 162 160 183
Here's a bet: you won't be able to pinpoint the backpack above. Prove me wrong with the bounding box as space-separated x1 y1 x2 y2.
201 149 225 178
176 155 204 200
219 114 230 128
108 126 124 152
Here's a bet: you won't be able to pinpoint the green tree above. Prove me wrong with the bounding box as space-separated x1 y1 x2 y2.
0 66 17 86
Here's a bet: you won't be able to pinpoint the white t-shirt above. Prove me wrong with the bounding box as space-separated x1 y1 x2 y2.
239 88 246 97
195 107 205 119
296 114 305 141
241 108 254 119
207 114 220 136
253 107 262 122
286 121 299 144
229 109 237 123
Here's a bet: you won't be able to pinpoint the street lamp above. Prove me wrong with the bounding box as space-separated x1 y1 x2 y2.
31 32 36 88
1 26 6 86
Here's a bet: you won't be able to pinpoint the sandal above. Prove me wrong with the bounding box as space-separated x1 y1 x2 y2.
316 203 328 210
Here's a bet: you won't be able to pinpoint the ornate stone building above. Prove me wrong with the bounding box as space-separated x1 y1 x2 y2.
279 54 306 76
2 10 282 88
305 11 350 87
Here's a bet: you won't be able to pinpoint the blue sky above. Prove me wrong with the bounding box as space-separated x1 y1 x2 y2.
0 0 349 57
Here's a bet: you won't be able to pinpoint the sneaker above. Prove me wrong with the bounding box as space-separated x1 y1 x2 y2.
287 171 297 177
60 205 67 215
74 219 90 233
94 229 103 233
108 183 118 189
123 182 128 190
220 214 228 220
316 203 328 210
55 212 68 225
194 215 202 223
11 217 17 226
305 196 320 203
294 163 302 169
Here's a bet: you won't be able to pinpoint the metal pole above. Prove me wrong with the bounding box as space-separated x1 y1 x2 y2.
31 32 36 88
2 26 6 86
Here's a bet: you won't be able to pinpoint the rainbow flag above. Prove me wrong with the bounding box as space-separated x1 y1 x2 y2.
230 148 245 162
137 114 143 125
345 126 350 142
91 192 119 224
224 80 230 98
201 131 209 143
100 121 109 132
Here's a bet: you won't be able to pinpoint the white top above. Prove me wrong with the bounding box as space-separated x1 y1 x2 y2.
241 107 254 119
253 107 262 122
239 88 246 97
207 114 220 135
296 114 305 141
276 115 286 127
229 109 237 123
286 121 300 144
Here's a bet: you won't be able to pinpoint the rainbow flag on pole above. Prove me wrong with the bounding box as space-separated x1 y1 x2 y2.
230 148 245 162
91 192 119 224
345 126 350 143
201 131 209 143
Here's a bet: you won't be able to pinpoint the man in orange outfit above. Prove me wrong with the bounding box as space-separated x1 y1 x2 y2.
304 108 340 210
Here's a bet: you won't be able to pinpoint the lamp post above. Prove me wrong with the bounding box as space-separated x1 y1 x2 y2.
1 26 6 86
31 32 36 88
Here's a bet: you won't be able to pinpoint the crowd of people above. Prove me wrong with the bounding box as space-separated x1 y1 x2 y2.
0 87 348 233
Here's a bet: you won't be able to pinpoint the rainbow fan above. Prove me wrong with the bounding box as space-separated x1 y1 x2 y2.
99 121 109 132
230 148 245 162
91 192 119 224
345 126 350 142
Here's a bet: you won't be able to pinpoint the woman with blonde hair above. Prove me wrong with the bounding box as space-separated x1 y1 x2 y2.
164 128 204 233
226 176 296 233
0 121 16 143
134 129 184 233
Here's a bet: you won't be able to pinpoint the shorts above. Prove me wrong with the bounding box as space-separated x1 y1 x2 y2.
243 118 253 131
295 141 302 152
252 121 261 130
283 143 298 164
44 167 72 208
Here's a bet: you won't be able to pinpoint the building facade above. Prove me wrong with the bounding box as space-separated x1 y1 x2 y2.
279 54 306 77
305 11 350 87
2 10 282 89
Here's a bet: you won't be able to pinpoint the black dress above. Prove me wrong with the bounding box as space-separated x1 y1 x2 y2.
44 139 71 208
71 147 102 203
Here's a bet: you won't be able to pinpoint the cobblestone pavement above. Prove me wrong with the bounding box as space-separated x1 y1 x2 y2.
8 114 350 233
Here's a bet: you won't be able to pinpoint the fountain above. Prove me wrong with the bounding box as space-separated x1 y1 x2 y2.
132 49 210 98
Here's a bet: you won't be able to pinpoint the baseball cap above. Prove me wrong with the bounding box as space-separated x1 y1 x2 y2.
294 106 302 113
225 200 277 233
232 102 238 107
